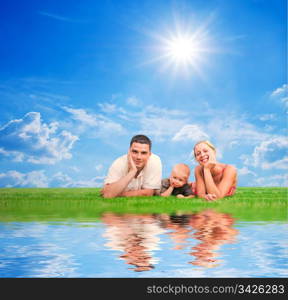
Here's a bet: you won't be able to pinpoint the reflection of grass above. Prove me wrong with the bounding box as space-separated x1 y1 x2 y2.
0 187 287 222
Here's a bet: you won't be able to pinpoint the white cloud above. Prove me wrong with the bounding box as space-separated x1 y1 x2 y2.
95 102 282 164
50 172 73 187
271 84 288 107
259 114 276 121
263 124 275 132
140 116 186 142
120 104 189 142
96 101 190 142
62 106 126 137
69 166 80 172
247 137 288 170
271 84 287 97
0 170 48 187
62 106 98 126
206 117 270 146
229 141 239 148
98 103 117 113
0 112 78 164
29 92 70 103
238 166 257 177
0 170 105 188
261 157 288 170
50 172 105 187
95 164 103 171
69 176 105 187
281 96 288 107
172 124 209 142
126 96 141 106
252 174 288 187
171 115 272 162
38 11 88 23
144 105 187 117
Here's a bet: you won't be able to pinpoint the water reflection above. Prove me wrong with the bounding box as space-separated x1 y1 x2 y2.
102 213 165 272
102 209 238 272
188 210 238 268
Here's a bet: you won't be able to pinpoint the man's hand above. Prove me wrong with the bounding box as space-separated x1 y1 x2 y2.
127 152 137 173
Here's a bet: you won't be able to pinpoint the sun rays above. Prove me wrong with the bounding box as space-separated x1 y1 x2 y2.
137 16 217 79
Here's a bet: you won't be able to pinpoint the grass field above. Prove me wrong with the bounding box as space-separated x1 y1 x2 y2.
0 187 287 222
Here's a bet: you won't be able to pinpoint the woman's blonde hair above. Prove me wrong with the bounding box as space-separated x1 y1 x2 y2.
193 140 216 157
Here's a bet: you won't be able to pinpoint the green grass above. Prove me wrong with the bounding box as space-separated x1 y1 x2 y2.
0 187 287 222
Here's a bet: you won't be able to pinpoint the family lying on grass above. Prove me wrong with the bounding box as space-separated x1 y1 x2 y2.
101 135 237 201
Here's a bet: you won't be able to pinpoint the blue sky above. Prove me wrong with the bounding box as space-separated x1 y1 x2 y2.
0 0 286 187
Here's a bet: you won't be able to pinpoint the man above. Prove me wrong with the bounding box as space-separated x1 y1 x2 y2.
102 135 162 198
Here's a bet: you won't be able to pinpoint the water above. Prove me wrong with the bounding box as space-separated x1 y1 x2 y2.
0 209 287 278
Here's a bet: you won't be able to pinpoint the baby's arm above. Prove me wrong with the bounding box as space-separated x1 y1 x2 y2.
176 183 195 198
176 194 195 198
161 185 174 197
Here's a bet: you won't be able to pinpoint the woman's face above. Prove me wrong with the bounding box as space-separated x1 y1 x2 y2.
194 143 216 165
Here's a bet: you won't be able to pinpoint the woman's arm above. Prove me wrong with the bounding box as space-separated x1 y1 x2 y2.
204 165 236 199
194 166 206 198
216 165 237 197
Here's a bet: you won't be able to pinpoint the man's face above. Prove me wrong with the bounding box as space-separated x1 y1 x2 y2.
129 142 151 170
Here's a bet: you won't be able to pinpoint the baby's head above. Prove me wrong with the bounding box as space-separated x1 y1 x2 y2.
170 163 190 188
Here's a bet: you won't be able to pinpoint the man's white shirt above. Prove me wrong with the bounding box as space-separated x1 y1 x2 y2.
104 153 162 191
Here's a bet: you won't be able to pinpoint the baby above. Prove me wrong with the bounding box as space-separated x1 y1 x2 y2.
160 163 194 198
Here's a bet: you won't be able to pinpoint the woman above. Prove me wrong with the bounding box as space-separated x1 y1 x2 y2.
193 141 237 201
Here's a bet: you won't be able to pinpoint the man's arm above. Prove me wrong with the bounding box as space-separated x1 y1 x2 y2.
142 154 162 195
102 168 137 198
102 153 138 198
120 189 155 197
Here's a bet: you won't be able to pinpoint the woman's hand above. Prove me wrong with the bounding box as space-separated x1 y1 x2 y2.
202 150 217 170
203 161 216 170
204 193 217 201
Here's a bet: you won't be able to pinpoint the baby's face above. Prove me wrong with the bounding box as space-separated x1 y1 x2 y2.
170 170 188 188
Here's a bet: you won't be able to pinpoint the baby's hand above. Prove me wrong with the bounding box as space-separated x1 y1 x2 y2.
176 194 185 198
169 177 176 188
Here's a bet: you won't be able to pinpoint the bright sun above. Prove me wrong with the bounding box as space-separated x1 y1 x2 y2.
155 29 211 76
139 21 215 77
166 35 200 63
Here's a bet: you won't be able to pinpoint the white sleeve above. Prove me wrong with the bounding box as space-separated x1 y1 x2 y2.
142 154 162 190
104 156 126 185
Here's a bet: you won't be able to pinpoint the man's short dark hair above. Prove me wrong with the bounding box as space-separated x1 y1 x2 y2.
130 135 152 150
